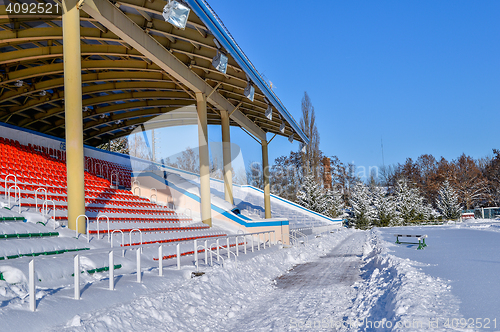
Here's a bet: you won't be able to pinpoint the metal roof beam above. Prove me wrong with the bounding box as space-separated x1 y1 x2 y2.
81 0 266 141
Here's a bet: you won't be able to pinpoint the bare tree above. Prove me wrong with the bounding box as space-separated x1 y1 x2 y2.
128 134 151 160
299 92 321 181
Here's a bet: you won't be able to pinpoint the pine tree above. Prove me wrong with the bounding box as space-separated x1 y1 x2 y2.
372 187 398 227
297 174 328 214
394 178 424 224
324 187 344 218
349 182 376 230
436 180 462 220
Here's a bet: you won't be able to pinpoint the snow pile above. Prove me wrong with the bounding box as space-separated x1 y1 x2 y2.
345 229 465 331
48 230 355 331
0 266 29 308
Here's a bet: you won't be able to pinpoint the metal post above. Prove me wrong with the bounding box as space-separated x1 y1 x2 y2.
221 110 233 204
216 238 220 261
29 259 36 311
74 254 80 300
196 92 212 227
194 239 198 270
176 243 181 270
204 240 208 264
136 248 141 283
235 236 239 256
261 139 271 219
109 251 114 290
244 235 247 254
63 0 85 233
251 236 254 253
258 233 261 251
226 237 230 259
158 245 163 276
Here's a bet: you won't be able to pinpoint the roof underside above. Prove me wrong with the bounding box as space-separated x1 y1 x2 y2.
0 0 307 147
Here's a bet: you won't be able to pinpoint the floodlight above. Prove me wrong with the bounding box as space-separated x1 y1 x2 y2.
279 121 285 133
244 82 254 102
288 134 294 143
82 106 89 112
38 90 47 96
162 0 190 30
265 105 272 120
213 38 221 49
115 120 122 125
14 80 23 87
212 51 228 74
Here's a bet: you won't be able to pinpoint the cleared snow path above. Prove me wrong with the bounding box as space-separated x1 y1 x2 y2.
222 232 366 331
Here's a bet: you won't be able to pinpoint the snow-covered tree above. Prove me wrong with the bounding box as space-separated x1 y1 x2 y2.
394 178 425 224
372 187 399 227
324 186 344 218
349 182 376 229
297 174 328 214
436 180 462 220
97 137 129 154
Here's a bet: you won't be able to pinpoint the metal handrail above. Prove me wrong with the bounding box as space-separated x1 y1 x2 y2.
4 174 17 199
75 215 89 243
97 215 110 241
7 185 21 213
41 200 56 230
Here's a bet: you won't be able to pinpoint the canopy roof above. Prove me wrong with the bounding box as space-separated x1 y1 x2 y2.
0 0 308 147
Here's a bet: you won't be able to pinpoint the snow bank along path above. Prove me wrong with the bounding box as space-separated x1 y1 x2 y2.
1 227 471 331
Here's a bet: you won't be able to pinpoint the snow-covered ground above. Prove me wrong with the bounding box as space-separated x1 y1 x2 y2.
2 220 500 331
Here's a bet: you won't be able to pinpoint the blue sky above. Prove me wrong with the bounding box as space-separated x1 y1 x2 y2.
156 0 500 178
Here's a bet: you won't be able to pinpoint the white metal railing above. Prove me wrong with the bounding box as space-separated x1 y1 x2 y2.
76 215 89 243
7 185 21 213
129 229 143 248
111 229 125 256
42 200 56 230
17 230 277 312
35 187 47 212
132 180 141 196
96 215 110 241
150 188 157 203
95 162 102 177
4 174 17 199
110 171 119 188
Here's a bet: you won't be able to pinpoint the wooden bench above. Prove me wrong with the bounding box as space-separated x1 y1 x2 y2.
394 234 427 250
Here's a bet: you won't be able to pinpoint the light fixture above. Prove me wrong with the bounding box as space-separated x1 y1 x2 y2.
213 38 221 49
100 113 108 119
115 120 122 125
129 125 136 130
279 121 285 133
162 0 190 30
288 133 294 143
82 106 89 112
244 82 254 102
38 90 47 96
14 80 23 87
212 51 228 74
265 105 272 120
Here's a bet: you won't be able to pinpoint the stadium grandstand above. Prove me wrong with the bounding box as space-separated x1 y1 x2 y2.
0 0 342 313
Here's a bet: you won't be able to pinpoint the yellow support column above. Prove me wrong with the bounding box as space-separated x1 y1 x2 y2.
221 111 233 205
196 92 212 227
262 139 271 219
63 0 86 233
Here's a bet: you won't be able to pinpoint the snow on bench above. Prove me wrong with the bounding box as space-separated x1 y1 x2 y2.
394 234 428 250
